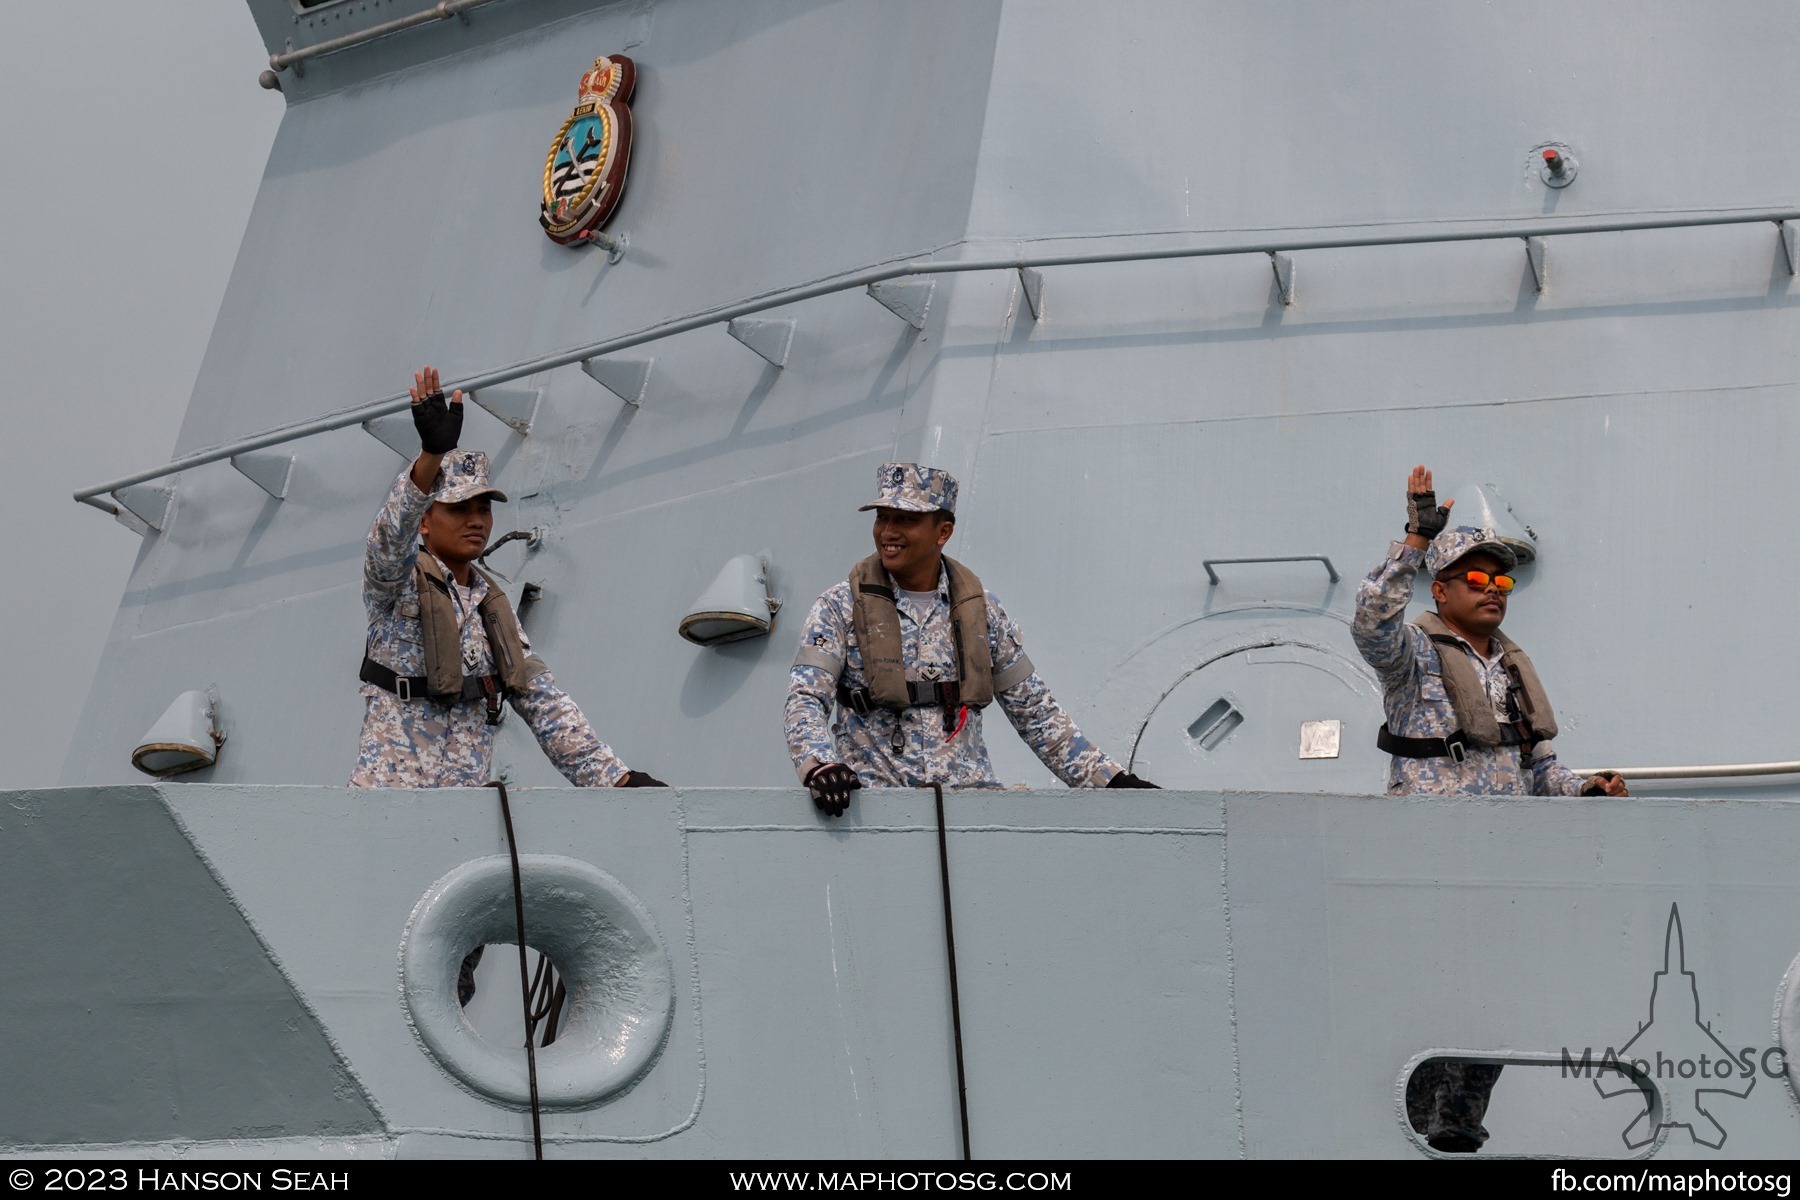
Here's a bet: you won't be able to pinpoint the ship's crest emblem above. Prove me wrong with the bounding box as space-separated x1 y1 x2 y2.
540 54 637 246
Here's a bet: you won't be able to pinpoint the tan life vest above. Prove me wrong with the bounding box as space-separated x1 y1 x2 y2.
414 554 547 701
847 554 995 711
1413 611 1558 746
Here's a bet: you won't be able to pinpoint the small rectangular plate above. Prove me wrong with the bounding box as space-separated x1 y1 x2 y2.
1299 720 1341 759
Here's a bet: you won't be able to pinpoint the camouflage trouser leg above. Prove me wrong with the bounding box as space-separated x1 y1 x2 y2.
1406 1060 1503 1150
457 945 485 1007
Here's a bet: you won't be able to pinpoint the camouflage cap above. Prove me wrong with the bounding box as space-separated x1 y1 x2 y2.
1426 525 1518 576
858 462 958 515
431 450 508 504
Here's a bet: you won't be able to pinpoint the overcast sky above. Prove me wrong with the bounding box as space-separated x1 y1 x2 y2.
1 3 283 786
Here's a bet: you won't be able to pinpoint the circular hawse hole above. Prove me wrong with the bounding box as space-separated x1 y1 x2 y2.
400 854 674 1108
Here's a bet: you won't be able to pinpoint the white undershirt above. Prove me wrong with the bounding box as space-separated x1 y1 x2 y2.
899 588 939 611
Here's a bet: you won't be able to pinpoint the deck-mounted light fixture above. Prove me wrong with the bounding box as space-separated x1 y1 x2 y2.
131 689 224 777
678 555 781 646
1448 483 1539 565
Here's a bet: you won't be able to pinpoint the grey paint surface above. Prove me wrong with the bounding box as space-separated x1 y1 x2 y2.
7 785 1798 1158
1228 793 1800 1158
0 2 280 789
0 787 380 1146
31 0 1800 1159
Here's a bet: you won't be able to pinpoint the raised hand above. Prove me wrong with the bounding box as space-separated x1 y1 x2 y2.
409 364 464 455
1404 464 1453 543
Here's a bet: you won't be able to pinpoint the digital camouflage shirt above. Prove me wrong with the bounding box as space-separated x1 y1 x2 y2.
1352 542 1582 797
348 469 627 789
784 563 1121 789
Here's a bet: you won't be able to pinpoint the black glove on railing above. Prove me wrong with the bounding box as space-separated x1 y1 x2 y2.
1579 771 1624 797
805 762 862 816
619 770 667 788
1405 489 1452 539
412 390 464 454
1106 771 1161 789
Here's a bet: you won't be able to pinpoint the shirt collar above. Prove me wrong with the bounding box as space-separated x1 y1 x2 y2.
885 562 950 615
422 548 487 603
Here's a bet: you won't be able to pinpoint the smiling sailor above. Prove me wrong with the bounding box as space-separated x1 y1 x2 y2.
348 365 665 792
1353 463 1627 1154
783 462 1157 816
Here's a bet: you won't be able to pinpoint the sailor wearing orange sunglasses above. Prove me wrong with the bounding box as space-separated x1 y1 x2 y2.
1352 464 1626 802
1352 465 1627 1155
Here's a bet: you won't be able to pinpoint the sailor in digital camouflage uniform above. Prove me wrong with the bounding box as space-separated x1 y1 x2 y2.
1353 464 1626 1153
349 365 664 793
784 462 1156 814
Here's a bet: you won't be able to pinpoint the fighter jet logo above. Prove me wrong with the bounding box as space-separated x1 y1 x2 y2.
1595 904 1755 1149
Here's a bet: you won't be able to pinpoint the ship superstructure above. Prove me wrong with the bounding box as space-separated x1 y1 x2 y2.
9 0 1800 1158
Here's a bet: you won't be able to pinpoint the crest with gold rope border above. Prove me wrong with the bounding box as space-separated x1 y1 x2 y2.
540 54 636 246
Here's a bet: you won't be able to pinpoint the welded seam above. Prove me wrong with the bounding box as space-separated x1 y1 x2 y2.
985 376 1800 438
1220 797 1246 1157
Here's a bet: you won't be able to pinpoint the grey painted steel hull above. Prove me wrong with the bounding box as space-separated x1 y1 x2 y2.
6 785 1799 1158
20 0 1800 1159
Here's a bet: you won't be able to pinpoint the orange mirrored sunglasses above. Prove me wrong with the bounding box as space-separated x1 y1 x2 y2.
1456 570 1515 593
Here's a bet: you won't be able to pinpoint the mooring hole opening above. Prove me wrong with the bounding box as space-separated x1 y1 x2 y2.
1404 1054 1660 1157
460 943 568 1049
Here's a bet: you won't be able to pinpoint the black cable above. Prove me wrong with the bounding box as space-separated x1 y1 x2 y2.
478 529 536 571
931 782 972 1160
486 779 543 1161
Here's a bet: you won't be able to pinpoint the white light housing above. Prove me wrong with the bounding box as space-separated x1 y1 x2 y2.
131 690 222 778
1449 483 1539 565
679 555 780 646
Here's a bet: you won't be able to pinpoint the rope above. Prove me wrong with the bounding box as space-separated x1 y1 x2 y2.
931 782 972 1160
486 779 543 1160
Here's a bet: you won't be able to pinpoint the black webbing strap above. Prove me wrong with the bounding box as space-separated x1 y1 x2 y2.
360 655 499 705
836 679 951 714
1377 723 1471 764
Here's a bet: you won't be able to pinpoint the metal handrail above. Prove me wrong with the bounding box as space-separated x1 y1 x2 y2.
1203 556 1339 585
73 208 1800 509
1566 761 1800 782
265 0 497 80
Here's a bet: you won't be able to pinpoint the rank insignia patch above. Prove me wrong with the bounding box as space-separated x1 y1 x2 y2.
540 54 636 246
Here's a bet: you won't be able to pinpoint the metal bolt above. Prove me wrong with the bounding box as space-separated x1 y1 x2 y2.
578 229 627 263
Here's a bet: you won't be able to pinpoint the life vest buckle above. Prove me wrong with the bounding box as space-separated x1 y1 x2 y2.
480 674 503 727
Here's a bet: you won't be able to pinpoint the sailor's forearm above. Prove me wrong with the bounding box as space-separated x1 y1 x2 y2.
410 451 444 494
1530 745 1585 797
1352 543 1423 673
784 667 839 783
999 676 1117 787
365 469 433 590
512 672 628 787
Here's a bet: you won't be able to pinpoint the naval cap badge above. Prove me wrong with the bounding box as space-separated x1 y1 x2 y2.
540 54 637 246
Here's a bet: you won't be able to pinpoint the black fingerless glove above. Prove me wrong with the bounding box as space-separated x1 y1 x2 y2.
412 390 464 454
805 762 862 816
1579 771 1622 797
1106 771 1161 789
619 770 667 788
1405 489 1452 539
